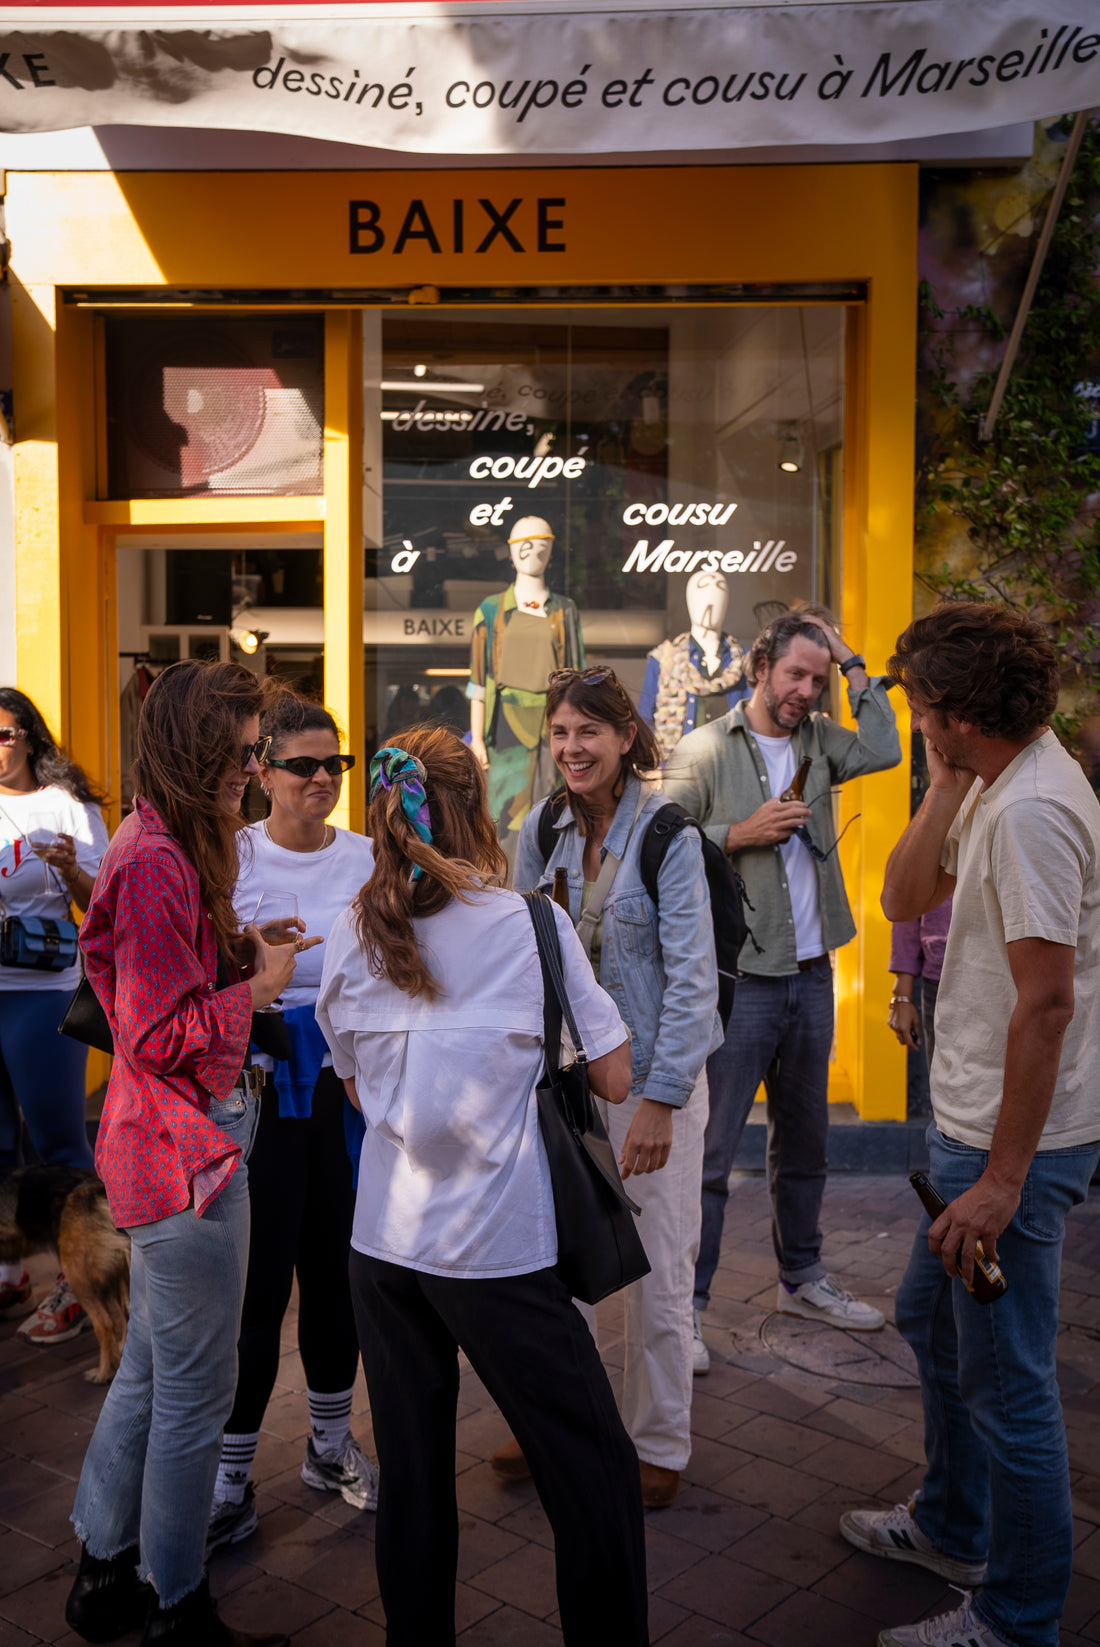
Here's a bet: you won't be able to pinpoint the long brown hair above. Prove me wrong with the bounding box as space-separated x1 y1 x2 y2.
355 724 507 1001
133 659 262 957
544 668 661 837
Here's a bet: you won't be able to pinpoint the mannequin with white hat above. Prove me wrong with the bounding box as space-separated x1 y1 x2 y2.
640 569 747 764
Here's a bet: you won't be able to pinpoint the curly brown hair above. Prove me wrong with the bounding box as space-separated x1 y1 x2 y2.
746 605 835 686
133 659 262 958
354 724 508 1001
887 601 1059 739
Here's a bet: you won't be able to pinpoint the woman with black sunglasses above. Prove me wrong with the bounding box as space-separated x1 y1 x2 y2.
207 681 377 1553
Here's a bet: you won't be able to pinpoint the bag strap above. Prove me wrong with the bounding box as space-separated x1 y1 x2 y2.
523 891 587 1069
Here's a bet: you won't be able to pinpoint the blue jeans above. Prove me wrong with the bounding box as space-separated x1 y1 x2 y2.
0 988 93 1169
71 1090 256 1607
897 1126 1099 1647
694 961 834 1307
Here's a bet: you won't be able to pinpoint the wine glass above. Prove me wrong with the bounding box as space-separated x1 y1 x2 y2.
251 892 301 1012
252 892 301 946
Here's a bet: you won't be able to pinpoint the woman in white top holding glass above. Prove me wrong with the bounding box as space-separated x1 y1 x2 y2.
207 681 377 1551
0 687 109 1343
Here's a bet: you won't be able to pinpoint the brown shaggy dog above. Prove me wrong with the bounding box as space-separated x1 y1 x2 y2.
0 1166 130 1384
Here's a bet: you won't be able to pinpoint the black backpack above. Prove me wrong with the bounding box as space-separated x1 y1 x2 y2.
534 793 758 1031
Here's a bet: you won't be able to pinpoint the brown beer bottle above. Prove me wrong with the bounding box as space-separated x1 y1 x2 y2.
551 867 571 911
909 1171 1008 1304
781 756 813 802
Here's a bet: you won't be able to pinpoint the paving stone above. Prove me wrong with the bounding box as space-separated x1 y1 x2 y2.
721 1517 848 1588
1064 1572 1100 1634
811 1548 951 1622
681 1436 757 1490
745 1582 889 1647
456 1602 561 1644
658 1553 793 1630
0 1532 71 1602
713 1458 833 1520
466 1539 559 1619
217 1574 330 1637
799 1436 913 1494
290 1606 386 1645
729 1414 835 1469
456 1514 527 1582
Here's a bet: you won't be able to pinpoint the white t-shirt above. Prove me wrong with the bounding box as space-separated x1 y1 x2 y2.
752 731 825 964
316 888 627 1280
0 787 109 993
934 731 1100 1150
234 822 376 1068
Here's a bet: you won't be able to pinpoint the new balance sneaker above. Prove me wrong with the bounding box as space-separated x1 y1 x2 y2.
0 1269 33 1316
777 1274 885 1331
841 1500 987 1586
16 1275 89 1345
301 1435 379 1511
878 1591 1011 1647
692 1308 711 1376
206 1482 259 1554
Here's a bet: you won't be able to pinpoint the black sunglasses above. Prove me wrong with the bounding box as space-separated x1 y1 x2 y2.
240 738 272 769
265 754 356 779
793 811 861 863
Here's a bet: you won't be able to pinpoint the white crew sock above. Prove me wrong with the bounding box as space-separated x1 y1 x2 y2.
214 1432 260 1505
308 1387 354 1455
0 1263 26 1286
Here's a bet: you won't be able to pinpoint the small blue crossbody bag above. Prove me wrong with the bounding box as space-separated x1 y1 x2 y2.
0 912 80 971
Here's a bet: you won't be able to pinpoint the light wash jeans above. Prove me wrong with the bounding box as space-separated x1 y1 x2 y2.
897 1125 1099 1647
694 961 834 1307
72 1089 257 1607
580 1071 708 1472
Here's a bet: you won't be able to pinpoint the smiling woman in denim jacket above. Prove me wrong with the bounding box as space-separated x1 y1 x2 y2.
514 666 721 1510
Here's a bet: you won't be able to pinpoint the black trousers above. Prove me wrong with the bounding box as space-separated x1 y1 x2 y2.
349 1250 649 1647
227 1070 360 1435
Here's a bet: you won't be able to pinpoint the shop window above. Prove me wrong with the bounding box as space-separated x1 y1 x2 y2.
364 302 846 760
104 316 324 498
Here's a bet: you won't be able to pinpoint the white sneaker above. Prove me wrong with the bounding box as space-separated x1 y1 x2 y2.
878 1591 1011 1647
777 1273 885 1331
692 1308 710 1376
301 1435 379 1511
840 1500 987 1586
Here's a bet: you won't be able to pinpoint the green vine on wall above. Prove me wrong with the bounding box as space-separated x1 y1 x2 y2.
916 116 1100 741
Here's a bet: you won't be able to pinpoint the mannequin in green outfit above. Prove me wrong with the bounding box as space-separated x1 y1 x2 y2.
466 517 584 868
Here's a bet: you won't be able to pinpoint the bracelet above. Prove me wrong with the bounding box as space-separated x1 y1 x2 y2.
889 995 913 1005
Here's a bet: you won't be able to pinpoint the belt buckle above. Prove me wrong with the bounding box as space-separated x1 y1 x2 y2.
240 1066 263 1100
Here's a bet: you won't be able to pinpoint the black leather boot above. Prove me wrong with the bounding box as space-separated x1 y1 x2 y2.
141 1576 289 1647
65 1543 152 1642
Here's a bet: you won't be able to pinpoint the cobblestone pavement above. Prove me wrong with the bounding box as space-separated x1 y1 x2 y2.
4 1171 1100 1645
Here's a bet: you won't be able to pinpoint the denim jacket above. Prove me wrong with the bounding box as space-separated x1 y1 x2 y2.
515 774 722 1109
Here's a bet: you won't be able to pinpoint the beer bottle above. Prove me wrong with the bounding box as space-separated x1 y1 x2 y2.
551 867 571 912
781 756 813 802
909 1171 1008 1304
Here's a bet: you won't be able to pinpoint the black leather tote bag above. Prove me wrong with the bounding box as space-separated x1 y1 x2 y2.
524 892 650 1305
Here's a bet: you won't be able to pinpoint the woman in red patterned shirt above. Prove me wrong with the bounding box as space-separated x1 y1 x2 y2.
66 661 314 1647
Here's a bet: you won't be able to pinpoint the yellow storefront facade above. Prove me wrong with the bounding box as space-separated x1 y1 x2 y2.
5 158 917 1117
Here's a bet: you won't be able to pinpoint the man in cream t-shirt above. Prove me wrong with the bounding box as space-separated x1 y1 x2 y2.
839 602 1100 1647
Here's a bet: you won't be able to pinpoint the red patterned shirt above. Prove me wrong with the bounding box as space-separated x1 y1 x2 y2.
81 798 253 1228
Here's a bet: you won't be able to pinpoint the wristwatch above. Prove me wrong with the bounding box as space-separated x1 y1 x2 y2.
839 653 866 676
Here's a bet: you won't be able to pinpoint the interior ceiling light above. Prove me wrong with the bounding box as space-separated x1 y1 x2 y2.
413 363 427 377
777 424 804 474
233 627 268 655
380 380 486 393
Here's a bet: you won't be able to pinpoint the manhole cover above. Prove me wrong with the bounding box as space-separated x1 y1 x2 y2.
759 1313 920 1387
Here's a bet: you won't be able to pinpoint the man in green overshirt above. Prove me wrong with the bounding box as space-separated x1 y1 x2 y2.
663 606 900 1370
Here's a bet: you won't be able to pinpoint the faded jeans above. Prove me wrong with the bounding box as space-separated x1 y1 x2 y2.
897 1125 1099 1647
72 1090 257 1607
694 961 834 1307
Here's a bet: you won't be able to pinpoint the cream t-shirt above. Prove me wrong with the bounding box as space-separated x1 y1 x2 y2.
933 730 1100 1150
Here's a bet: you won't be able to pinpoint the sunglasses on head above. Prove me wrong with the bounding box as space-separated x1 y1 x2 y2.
239 738 272 769
265 754 356 780
0 728 26 747
547 666 630 697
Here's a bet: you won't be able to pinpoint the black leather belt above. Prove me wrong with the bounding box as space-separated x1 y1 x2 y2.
797 954 829 971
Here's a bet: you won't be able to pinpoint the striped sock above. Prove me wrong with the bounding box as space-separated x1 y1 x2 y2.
214 1433 260 1505
308 1387 354 1456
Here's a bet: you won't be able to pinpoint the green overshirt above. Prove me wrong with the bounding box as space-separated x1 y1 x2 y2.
662 681 901 976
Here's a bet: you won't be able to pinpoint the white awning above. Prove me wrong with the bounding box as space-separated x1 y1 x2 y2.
1 0 1097 154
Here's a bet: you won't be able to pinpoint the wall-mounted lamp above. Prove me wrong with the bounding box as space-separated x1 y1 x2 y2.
777 424 804 474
